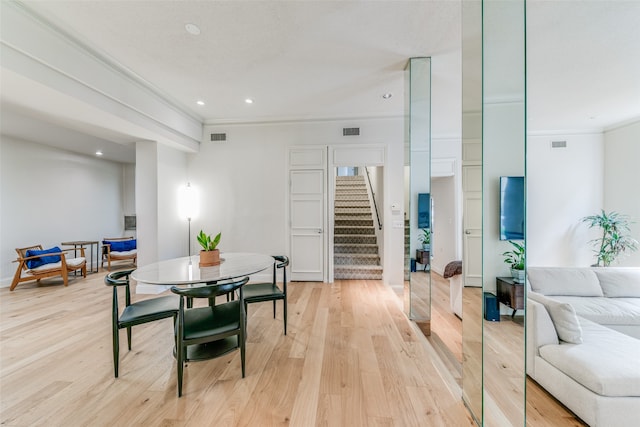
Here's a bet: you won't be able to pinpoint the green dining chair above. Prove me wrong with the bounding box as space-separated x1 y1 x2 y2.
170 276 250 397
243 255 289 335
105 269 179 378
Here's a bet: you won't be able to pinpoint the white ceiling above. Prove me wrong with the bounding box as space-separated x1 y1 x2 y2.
1 1 638 163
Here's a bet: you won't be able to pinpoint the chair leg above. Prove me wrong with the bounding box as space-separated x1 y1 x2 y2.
113 326 120 378
283 298 287 335
272 301 276 318
126 326 132 350
177 345 185 397
240 330 246 378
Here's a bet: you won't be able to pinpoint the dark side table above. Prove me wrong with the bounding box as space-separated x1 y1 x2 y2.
416 249 430 271
61 240 99 274
496 276 524 318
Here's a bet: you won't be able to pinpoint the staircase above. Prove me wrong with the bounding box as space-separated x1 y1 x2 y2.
334 175 383 280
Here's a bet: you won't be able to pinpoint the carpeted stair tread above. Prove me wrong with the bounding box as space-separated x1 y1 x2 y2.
334 175 381 280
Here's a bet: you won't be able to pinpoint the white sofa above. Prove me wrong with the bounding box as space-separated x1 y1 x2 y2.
526 267 640 427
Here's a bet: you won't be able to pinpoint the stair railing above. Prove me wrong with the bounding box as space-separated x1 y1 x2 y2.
365 167 383 230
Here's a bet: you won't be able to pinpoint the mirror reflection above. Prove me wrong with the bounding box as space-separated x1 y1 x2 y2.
461 0 483 422
525 1 640 426
405 57 432 336
482 0 526 425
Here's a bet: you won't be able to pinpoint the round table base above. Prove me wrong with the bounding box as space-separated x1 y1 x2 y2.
175 337 239 362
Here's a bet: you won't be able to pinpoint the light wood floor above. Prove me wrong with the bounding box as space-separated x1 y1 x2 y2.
427 276 586 427
1 271 475 426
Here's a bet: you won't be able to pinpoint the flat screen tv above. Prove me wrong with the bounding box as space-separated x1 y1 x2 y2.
499 176 524 240
418 193 430 229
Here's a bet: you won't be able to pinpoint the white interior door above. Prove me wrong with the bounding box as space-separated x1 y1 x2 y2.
463 165 482 287
290 169 325 281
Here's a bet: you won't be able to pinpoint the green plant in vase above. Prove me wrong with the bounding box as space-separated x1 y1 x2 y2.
502 240 525 283
197 230 221 267
418 228 431 250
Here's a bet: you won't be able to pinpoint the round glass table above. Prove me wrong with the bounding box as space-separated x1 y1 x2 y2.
131 252 275 361
131 252 275 285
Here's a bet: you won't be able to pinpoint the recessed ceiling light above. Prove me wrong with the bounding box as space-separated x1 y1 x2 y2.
382 93 393 99
245 98 254 104
95 150 103 156
196 100 205 106
185 23 201 35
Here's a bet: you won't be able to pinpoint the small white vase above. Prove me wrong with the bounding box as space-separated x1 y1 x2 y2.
511 268 525 283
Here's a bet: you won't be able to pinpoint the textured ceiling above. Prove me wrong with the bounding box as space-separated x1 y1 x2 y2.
1 1 638 163
19 0 462 124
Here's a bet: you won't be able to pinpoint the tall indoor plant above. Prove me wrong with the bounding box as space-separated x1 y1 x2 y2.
582 210 638 267
197 230 222 267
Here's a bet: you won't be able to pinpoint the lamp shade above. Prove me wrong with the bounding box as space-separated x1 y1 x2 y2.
178 183 199 220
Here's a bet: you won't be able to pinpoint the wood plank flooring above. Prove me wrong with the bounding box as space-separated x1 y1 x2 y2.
1 272 475 426
404 272 586 426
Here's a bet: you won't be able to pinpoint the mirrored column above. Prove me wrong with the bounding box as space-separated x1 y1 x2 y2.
404 57 432 335
482 0 526 425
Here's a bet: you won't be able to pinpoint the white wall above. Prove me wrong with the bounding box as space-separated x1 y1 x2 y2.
123 164 136 219
157 144 189 260
527 132 604 266
483 102 526 291
0 137 126 284
196 117 405 287
604 120 640 266
135 141 189 266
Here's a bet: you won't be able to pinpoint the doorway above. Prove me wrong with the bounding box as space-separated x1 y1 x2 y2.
333 166 383 280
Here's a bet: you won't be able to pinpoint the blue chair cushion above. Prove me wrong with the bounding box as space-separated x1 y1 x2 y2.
105 239 136 252
25 246 62 269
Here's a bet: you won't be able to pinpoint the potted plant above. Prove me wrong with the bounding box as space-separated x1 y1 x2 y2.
582 210 638 267
418 228 431 250
197 230 222 267
502 240 525 283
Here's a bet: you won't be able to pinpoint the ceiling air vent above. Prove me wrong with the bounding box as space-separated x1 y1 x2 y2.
551 140 567 148
342 127 360 136
210 133 227 142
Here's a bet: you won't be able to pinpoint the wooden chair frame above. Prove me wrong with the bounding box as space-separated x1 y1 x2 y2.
11 244 86 291
102 237 137 271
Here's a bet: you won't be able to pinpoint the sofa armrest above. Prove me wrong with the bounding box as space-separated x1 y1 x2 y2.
526 297 559 378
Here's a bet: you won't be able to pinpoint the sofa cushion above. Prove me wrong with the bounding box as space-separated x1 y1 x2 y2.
527 267 603 297
538 317 640 397
25 246 62 269
529 292 583 343
550 296 640 326
593 268 640 297
105 239 136 252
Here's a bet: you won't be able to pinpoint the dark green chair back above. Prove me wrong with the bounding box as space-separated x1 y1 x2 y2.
105 269 179 378
243 255 289 334
170 276 250 397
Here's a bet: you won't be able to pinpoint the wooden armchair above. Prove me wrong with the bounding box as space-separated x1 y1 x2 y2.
11 244 87 291
102 237 137 271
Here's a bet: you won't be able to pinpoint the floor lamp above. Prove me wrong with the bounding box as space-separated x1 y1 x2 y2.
180 182 199 257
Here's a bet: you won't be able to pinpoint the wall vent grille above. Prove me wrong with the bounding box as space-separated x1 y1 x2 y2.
551 140 567 148
343 127 360 136
210 133 227 142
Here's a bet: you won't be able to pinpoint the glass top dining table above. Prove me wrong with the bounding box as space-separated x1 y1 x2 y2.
130 252 275 285
130 252 275 362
